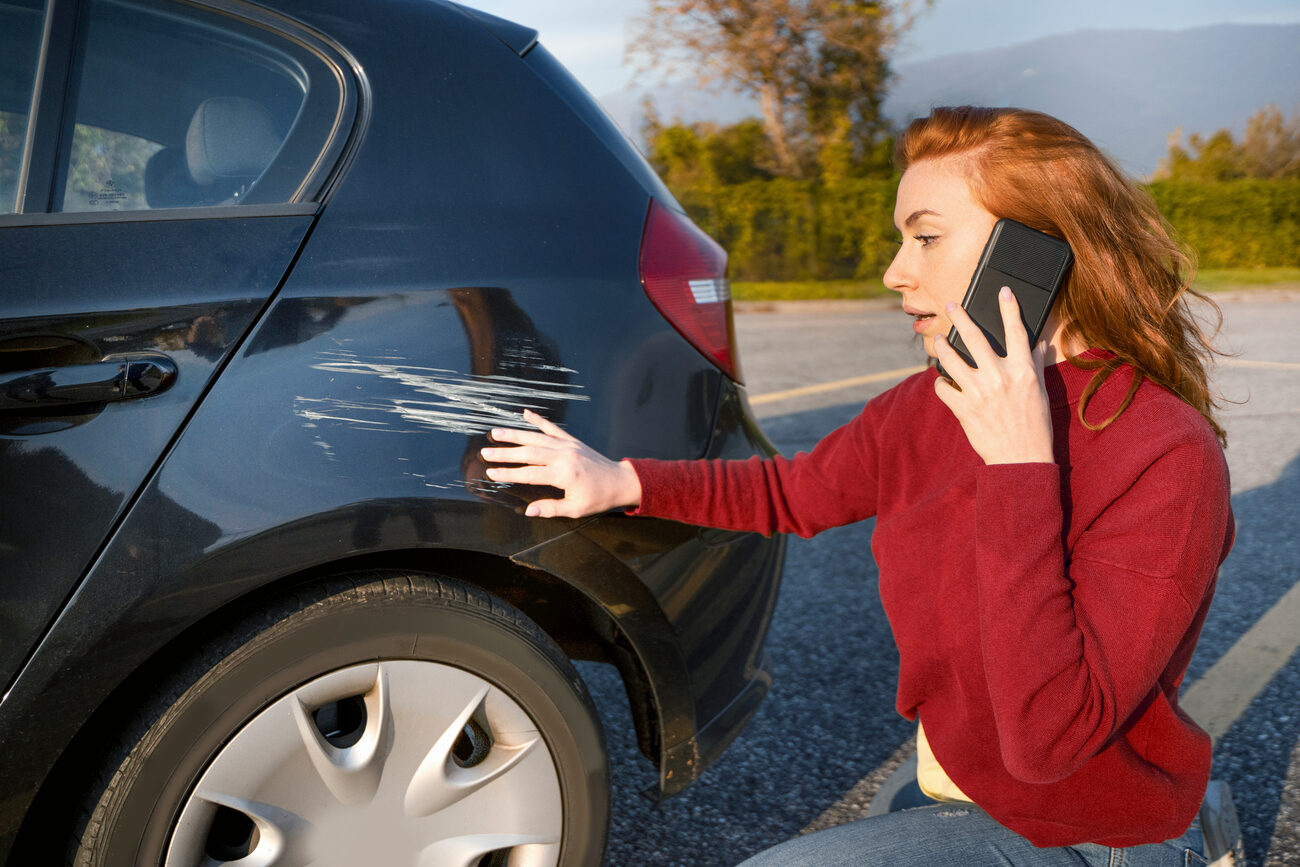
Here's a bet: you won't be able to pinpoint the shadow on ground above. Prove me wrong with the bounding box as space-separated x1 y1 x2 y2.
584 405 1300 866
1191 452 1300 865
586 399 913 866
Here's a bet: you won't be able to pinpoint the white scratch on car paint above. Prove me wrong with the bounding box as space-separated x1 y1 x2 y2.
418 477 512 493
294 351 589 437
501 345 577 374
310 439 338 462
395 468 511 493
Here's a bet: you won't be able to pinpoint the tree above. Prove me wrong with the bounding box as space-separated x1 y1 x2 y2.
642 111 776 189
629 0 926 179
1158 105 1300 181
1240 105 1300 179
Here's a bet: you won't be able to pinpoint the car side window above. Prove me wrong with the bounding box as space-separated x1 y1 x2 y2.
57 0 334 212
0 0 47 214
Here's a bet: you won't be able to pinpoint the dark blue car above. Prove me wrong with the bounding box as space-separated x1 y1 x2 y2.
0 0 786 862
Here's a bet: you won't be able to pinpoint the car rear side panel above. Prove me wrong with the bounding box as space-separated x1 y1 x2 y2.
0 0 786 855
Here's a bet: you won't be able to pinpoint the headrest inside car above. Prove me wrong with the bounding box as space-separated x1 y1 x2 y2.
186 97 282 189
144 146 205 208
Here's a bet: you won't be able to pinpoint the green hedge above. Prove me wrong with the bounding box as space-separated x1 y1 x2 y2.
671 177 1300 280
1148 180 1300 269
676 177 899 282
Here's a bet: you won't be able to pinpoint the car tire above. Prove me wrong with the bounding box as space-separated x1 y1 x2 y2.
70 570 610 867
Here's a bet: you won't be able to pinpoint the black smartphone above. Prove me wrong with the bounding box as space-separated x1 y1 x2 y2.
938 218 1073 377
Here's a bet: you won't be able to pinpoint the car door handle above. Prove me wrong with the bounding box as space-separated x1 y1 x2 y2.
0 353 177 410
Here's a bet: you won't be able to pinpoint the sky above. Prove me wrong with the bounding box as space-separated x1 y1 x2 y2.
465 0 1300 98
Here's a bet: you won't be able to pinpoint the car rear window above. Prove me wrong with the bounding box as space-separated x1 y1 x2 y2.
54 0 347 213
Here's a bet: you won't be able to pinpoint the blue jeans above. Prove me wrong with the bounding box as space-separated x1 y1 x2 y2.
736 756 1208 867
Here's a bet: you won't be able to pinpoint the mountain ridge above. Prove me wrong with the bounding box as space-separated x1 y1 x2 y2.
598 22 1300 177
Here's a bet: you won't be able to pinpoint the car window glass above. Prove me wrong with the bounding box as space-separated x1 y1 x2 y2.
64 125 164 211
58 0 315 212
0 0 47 214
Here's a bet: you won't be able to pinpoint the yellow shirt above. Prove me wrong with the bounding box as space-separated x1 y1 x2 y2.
916 719 974 803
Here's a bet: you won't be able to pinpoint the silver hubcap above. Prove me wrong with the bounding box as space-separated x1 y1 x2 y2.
166 661 564 867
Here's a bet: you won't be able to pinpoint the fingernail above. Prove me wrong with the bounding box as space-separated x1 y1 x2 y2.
1000 286 1012 300
945 301 957 312
485 467 498 478
525 504 539 517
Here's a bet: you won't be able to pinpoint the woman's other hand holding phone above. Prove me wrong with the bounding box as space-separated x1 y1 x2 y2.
934 286 1056 465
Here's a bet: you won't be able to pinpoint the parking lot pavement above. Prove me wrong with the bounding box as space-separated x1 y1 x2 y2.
589 291 1299 866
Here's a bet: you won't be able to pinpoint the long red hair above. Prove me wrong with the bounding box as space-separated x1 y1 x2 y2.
894 106 1225 444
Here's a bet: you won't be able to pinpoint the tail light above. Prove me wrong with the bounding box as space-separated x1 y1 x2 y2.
638 199 742 382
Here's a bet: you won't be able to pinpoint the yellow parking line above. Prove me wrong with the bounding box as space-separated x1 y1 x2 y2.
1181 579 1300 742
1217 358 1300 371
759 353 1299 826
750 366 927 406
750 358 1297 408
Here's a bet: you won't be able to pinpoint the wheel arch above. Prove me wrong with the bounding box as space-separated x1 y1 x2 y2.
41 568 615 865
10 544 670 861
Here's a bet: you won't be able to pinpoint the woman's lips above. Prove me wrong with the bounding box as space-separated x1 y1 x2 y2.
904 307 936 333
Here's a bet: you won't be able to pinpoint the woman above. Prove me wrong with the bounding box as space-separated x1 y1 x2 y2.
480 106 1234 865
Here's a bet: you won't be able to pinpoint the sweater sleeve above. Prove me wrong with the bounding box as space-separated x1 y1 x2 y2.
628 398 883 538
971 431 1232 785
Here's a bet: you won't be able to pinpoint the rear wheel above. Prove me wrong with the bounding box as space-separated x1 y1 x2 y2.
71 571 609 866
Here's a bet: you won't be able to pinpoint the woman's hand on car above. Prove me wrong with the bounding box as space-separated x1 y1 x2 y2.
933 287 1056 465
481 410 642 518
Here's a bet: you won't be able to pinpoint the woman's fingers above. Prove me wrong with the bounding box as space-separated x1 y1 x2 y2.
484 411 579 464
996 286 1034 363
524 498 573 519
522 408 575 440
486 409 574 448
487 426 557 449
933 332 970 388
484 463 553 486
1032 339 1048 371
944 288 1031 369
932 368 963 407
479 410 641 518
944 299 1001 369
480 444 553 465
931 288 1055 465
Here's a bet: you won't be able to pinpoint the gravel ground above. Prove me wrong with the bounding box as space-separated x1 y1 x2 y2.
585 294 1300 866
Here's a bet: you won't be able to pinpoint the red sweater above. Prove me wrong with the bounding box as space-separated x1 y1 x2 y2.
630 357 1234 848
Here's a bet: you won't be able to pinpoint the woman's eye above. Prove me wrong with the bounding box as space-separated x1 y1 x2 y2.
915 234 938 247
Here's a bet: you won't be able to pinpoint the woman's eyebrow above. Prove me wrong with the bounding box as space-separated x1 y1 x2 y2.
902 209 940 228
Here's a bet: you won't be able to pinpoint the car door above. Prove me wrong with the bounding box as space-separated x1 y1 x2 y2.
0 0 356 690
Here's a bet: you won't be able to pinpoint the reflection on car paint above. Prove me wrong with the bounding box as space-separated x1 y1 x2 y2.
293 348 590 437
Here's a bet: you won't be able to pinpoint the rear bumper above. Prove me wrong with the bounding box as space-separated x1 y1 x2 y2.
576 379 787 796
659 650 774 797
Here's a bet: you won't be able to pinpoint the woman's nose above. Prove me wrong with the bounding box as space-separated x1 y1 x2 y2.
882 247 908 293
